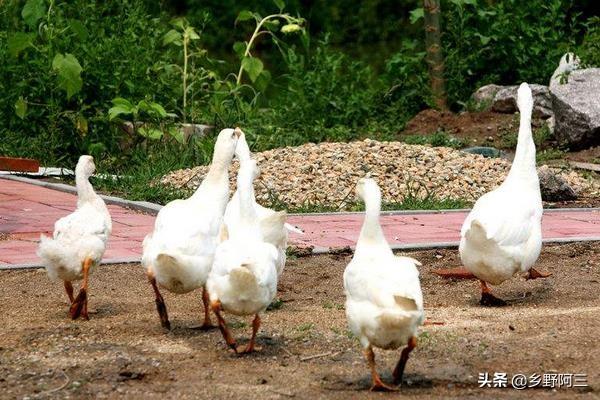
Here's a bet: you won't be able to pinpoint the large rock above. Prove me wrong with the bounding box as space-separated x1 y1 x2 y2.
492 84 553 119
537 165 577 201
471 84 503 109
550 68 600 150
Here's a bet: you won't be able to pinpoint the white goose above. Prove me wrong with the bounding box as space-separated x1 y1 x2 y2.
207 158 279 354
344 178 424 391
459 83 549 306
223 130 289 276
141 128 240 330
38 155 112 320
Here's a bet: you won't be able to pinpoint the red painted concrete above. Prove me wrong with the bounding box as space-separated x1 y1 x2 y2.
1 178 599 266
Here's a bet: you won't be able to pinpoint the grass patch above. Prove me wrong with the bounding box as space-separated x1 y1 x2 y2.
267 298 284 311
537 148 567 163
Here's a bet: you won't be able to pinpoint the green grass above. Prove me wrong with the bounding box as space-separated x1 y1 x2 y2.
536 148 567 163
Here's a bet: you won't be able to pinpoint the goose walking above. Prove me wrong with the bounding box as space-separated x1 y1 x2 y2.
223 130 290 277
37 155 112 320
344 178 424 391
207 158 279 354
142 128 240 330
459 83 550 306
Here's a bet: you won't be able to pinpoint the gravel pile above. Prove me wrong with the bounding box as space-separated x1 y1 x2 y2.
161 139 598 209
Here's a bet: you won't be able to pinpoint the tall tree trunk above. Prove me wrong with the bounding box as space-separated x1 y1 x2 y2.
423 0 448 110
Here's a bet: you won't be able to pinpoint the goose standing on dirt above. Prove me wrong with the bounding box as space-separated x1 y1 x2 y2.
223 130 293 276
344 178 424 391
459 83 550 306
37 155 112 320
207 158 279 354
142 128 240 330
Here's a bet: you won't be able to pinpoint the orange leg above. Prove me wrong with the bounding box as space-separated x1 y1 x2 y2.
393 336 417 385
211 301 238 353
70 257 92 320
479 280 507 307
238 314 262 354
148 269 170 330
64 280 74 303
198 286 214 330
365 346 395 392
526 267 552 280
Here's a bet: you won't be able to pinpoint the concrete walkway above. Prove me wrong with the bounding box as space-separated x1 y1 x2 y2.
1 178 599 267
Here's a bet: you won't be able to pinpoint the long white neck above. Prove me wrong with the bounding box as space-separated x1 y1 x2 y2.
75 173 97 206
191 149 230 200
355 191 391 257
506 105 537 183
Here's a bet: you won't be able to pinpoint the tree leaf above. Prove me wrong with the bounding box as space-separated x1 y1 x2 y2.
111 97 134 109
76 115 88 136
14 97 27 119
162 29 182 46
138 126 163 140
241 56 264 82
168 127 185 144
236 10 255 23
409 8 424 24
69 19 88 40
7 32 34 58
108 105 133 121
273 0 285 11
52 53 83 99
22 0 46 27
185 27 200 40
233 41 246 59
254 70 271 92
264 20 280 32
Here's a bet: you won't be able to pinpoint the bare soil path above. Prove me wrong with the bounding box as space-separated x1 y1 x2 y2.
0 243 598 399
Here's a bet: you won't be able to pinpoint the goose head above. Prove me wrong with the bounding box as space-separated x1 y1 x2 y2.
75 155 96 179
356 178 381 205
213 127 241 165
516 82 533 114
234 129 252 161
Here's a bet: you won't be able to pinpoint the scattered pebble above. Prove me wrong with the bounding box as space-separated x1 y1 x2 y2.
161 140 598 210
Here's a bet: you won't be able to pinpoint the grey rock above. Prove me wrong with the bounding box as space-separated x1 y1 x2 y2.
182 123 214 142
471 84 504 110
550 68 600 150
492 84 554 119
537 165 577 201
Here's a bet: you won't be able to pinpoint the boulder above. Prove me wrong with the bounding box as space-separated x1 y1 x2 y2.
550 68 600 150
471 84 504 110
492 84 553 119
537 166 577 201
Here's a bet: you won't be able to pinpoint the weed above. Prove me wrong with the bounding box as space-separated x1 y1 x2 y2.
296 323 314 332
537 149 567 163
267 298 284 311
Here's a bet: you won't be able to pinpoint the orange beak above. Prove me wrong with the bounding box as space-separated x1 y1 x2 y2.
234 127 242 138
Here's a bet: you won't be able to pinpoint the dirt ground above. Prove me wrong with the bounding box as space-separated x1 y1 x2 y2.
402 109 520 149
1 242 599 399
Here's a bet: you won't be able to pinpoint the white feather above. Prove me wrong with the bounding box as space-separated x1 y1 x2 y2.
37 155 111 281
459 83 542 285
343 178 424 350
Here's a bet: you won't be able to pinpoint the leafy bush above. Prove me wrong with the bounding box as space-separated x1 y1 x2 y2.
578 16 600 67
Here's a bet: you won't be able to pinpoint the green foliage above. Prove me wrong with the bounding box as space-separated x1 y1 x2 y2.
402 131 466 149
578 16 600 67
